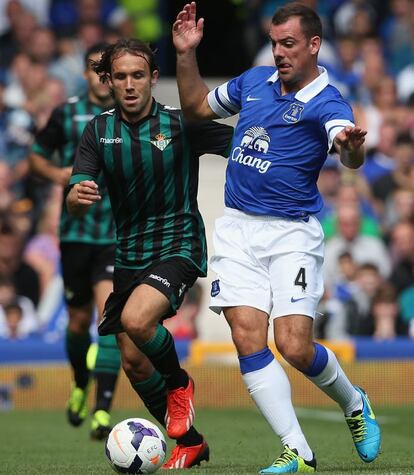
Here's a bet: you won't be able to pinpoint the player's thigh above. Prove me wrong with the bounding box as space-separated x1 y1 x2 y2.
269 251 324 319
93 279 113 322
90 243 115 314
122 284 171 330
116 332 154 382
224 306 269 356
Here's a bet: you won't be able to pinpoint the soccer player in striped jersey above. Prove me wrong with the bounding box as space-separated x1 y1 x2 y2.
66 38 233 469
30 43 121 440
173 2 381 473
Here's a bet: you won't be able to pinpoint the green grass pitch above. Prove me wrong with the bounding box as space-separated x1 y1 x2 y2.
0 407 412 474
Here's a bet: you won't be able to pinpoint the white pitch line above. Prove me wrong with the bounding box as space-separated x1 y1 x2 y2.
296 407 396 424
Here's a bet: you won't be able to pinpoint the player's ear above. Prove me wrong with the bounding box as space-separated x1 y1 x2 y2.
309 35 321 56
106 73 113 88
151 69 159 88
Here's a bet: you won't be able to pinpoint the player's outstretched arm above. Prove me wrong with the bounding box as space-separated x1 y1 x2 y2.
173 2 217 120
66 180 101 217
334 125 367 169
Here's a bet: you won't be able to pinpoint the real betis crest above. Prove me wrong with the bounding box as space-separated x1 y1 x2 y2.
150 133 171 151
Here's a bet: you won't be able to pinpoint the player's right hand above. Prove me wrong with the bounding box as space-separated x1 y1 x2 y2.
173 2 204 54
75 180 101 205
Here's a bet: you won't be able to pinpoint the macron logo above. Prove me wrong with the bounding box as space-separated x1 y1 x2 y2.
149 274 171 287
100 137 123 144
246 95 261 102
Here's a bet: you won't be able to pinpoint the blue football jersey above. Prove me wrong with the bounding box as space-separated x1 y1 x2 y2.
208 66 354 219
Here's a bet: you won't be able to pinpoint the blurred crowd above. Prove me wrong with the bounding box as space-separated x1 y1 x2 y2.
0 0 414 342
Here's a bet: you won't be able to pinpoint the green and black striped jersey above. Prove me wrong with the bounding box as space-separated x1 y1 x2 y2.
70 100 233 273
32 95 115 244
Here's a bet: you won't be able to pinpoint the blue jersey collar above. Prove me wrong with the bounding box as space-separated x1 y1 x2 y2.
267 66 329 103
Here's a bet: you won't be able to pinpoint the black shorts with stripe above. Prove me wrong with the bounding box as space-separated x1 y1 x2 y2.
98 257 200 336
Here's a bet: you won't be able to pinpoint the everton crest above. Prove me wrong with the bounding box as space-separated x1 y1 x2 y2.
151 133 171 151
283 103 304 123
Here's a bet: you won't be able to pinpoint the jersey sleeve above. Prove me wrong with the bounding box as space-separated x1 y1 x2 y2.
69 121 100 185
207 70 251 118
31 107 65 159
320 98 355 151
185 120 234 157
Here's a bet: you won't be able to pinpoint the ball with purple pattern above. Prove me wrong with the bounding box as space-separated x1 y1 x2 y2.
105 418 166 474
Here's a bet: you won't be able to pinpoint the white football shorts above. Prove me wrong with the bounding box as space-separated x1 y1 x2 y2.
209 207 325 319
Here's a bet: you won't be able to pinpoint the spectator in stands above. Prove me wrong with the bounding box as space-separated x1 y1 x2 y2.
0 218 40 306
354 76 399 151
371 133 414 213
324 204 391 288
49 0 116 36
362 120 397 184
382 187 414 239
389 220 414 293
0 1 37 68
371 282 404 340
0 276 38 340
315 157 341 222
320 181 379 240
163 282 203 340
23 186 61 298
380 0 414 74
344 263 384 337
399 284 414 338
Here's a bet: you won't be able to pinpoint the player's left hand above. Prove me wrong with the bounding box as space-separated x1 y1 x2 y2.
334 126 367 152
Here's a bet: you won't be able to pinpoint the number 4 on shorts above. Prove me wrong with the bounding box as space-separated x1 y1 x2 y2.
294 267 307 291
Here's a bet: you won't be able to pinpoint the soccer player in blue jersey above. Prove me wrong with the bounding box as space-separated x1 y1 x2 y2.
173 2 381 473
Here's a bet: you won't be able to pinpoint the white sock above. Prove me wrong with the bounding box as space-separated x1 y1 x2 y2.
242 357 313 461
305 346 362 416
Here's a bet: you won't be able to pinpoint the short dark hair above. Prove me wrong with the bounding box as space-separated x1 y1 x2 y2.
84 42 108 68
92 38 158 83
272 2 322 41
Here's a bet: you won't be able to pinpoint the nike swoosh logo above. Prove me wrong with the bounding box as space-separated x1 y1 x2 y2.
291 297 306 303
361 453 368 459
246 95 261 101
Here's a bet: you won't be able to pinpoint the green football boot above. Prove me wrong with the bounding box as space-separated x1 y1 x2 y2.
90 410 112 441
345 386 381 463
66 385 89 427
259 446 316 474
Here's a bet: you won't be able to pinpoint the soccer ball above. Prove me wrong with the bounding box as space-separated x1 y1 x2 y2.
105 418 167 474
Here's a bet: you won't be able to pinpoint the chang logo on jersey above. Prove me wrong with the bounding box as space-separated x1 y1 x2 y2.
231 126 271 174
283 103 304 123
100 137 123 144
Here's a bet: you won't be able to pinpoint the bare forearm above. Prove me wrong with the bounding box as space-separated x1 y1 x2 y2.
29 153 71 185
176 51 214 120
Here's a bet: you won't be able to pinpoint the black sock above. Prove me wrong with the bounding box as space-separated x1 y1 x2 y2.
94 372 118 412
65 328 91 389
176 426 203 447
138 325 189 390
132 370 167 426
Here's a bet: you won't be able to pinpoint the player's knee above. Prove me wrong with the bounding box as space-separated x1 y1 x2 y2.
120 310 153 342
231 326 264 355
276 337 312 370
68 317 90 334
